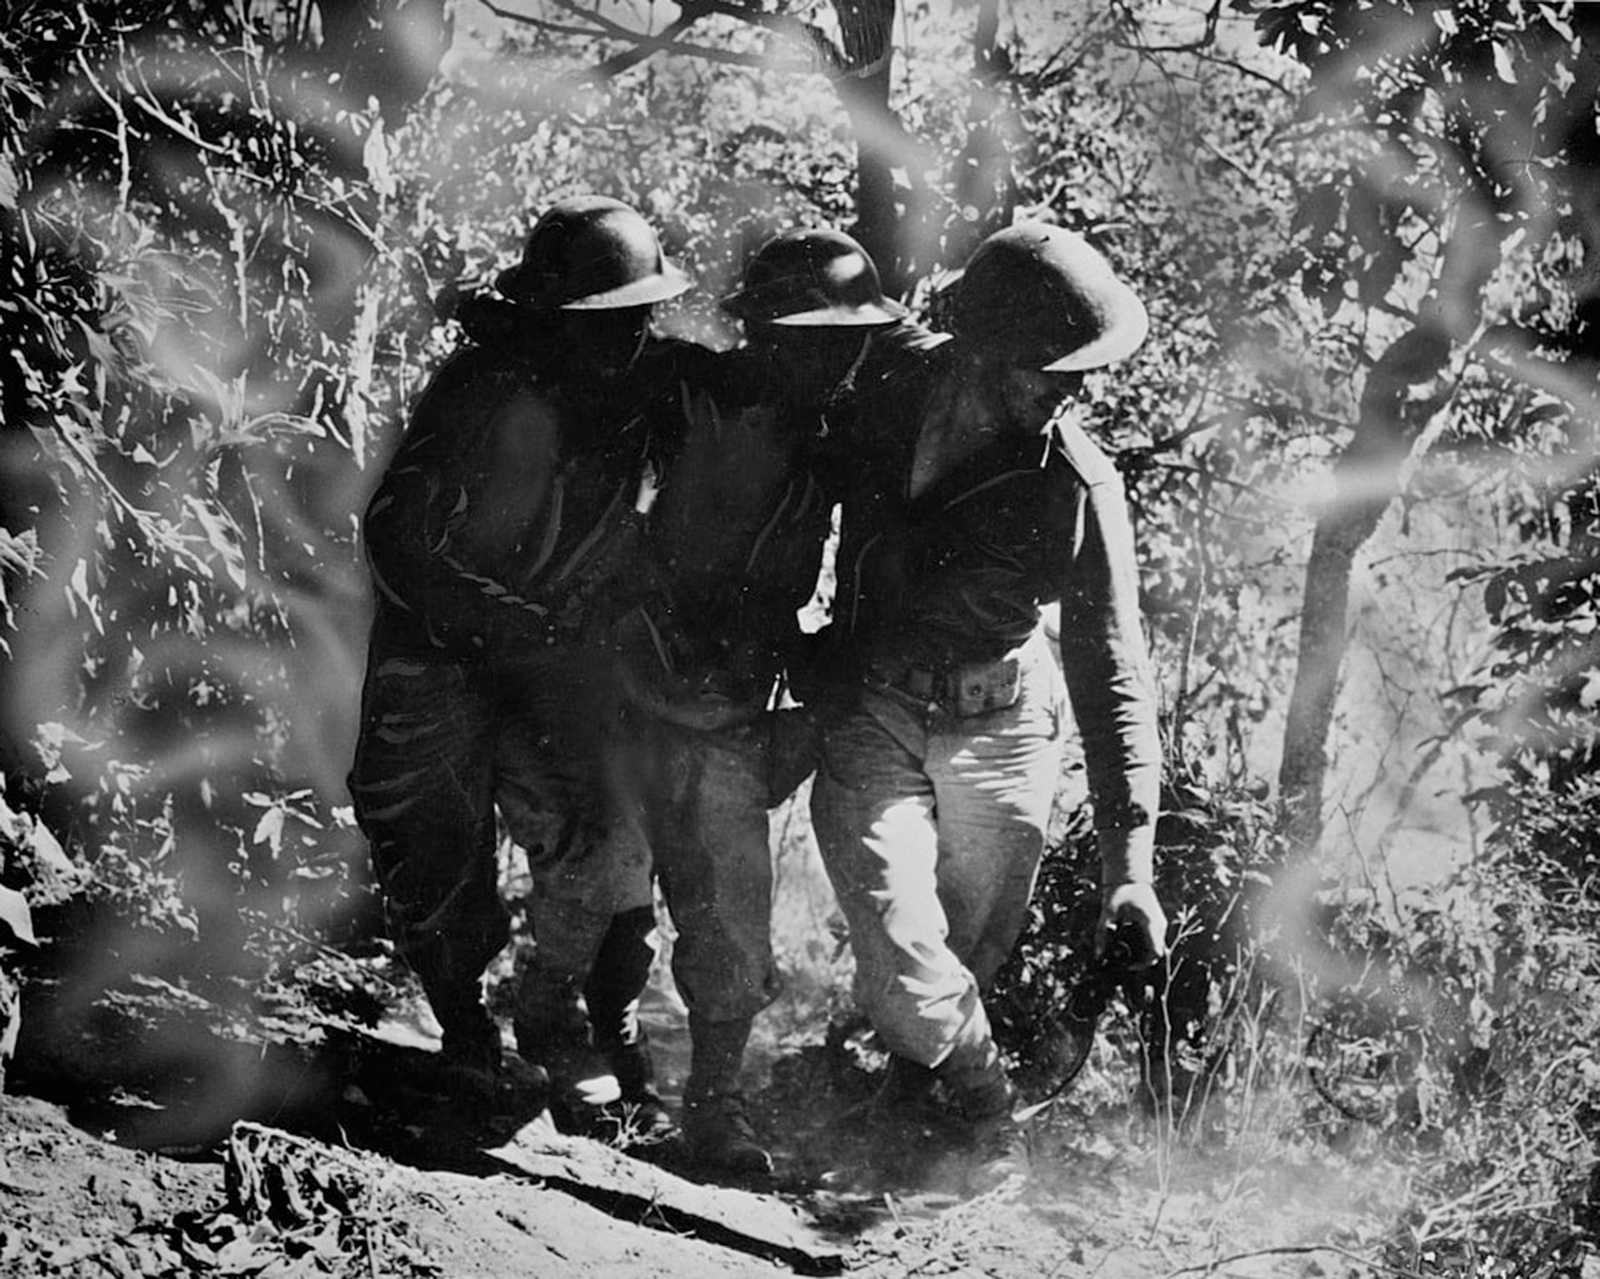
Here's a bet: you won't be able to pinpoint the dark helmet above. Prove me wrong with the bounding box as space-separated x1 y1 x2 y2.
496 195 690 311
952 223 1148 371
723 228 907 327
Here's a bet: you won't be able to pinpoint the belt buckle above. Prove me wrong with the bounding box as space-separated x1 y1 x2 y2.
950 655 1022 717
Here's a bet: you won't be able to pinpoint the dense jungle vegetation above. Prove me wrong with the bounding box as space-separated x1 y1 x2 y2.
1 0 1599 1274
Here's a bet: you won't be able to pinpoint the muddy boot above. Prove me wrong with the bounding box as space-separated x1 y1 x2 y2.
439 1008 501 1073
682 1092 770 1175
587 908 672 1143
876 1054 937 1114
515 978 618 1134
606 1037 674 1143
516 901 620 1133
939 1042 1028 1195
682 1015 771 1175
515 1013 619 1134
411 950 504 1101
434 1012 503 1103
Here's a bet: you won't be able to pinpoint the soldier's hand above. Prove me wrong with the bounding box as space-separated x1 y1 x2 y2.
1096 881 1167 970
634 459 662 516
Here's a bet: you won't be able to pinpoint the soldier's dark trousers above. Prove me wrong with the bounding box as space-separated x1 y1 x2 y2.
348 639 652 1042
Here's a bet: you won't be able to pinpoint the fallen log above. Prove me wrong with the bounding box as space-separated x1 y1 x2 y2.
487 1120 847 1275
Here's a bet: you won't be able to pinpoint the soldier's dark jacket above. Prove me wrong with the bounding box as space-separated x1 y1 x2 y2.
615 347 834 717
818 320 1162 832
363 332 699 659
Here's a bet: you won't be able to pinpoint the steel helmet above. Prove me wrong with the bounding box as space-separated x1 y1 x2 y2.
952 223 1148 371
496 195 690 311
723 228 907 327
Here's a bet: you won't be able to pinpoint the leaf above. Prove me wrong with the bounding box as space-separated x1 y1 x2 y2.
252 807 285 857
1540 3 1575 43
185 497 248 591
1491 42 1516 84
28 818 74 876
0 887 35 948
362 119 396 200
1579 669 1600 710
0 157 16 211
0 528 42 609
1358 237 1407 307
240 413 326 441
1290 181 1342 244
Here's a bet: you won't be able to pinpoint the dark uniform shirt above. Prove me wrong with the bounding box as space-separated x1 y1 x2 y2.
822 321 1161 831
363 336 694 660
621 347 834 712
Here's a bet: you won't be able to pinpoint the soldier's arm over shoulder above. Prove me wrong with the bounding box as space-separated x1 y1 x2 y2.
362 350 553 653
831 320 949 453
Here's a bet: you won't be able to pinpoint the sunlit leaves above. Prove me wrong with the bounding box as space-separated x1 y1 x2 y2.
0 1 412 946
0 526 44 618
0 888 34 949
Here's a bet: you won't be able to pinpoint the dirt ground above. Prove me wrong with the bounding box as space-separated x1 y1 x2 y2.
0 931 1445 1279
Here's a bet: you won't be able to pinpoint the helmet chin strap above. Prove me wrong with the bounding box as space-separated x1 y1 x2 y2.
816 332 873 415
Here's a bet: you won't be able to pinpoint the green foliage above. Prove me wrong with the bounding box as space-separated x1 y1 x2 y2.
1444 417 1600 815
0 2 1594 1269
0 2 416 955
1308 787 1600 1272
990 760 1283 1120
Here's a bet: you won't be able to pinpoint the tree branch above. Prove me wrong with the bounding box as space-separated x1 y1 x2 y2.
1112 0 1224 55
481 0 840 81
1165 1242 1426 1279
1188 47 1298 100
688 0 843 70
583 9 701 81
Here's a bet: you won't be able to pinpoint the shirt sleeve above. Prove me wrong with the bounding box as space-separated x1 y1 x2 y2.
362 361 561 654
1051 429 1163 849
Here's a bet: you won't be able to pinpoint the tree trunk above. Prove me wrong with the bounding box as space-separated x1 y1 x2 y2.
834 63 904 292
314 0 452 123
942 0 1017 268
826 0 935 295
1277 323 1454 854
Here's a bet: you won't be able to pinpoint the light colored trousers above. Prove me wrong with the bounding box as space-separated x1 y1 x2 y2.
604 706 820 1023
810 632 1067 1068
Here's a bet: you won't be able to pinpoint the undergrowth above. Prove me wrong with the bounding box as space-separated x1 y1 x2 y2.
980 757 1600 1276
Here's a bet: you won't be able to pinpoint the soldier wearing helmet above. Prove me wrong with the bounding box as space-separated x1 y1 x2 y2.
347 195 696 1126
808 222 1167 1194
599 226 904 1173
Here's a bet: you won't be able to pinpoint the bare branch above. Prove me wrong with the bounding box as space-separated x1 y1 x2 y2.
689 0 843 69
1112 0 1224 55
73 49 133 212
582 9 700 81
1188 48 1298 100
1165 1242 1427 1279
481 0 833 83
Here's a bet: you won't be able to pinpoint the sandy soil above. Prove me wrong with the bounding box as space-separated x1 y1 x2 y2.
0 948 1401 1279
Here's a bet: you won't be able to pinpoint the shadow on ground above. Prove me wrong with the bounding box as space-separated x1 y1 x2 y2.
2 944 931 1275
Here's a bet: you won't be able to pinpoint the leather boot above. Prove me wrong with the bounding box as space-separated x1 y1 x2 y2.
411 948 502 1100
937 1039 1029 1194
512 992 617 1133
606 1036 674 1142
876 1054 938 1114
682 1015 771 1174
586 908 672 1141
515 903 618 1132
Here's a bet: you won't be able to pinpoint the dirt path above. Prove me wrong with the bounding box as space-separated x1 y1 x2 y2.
1 1094 798 1277
0 954 1387 1278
